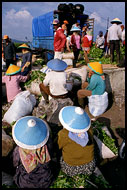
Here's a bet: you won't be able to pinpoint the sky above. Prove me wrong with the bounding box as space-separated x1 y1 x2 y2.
2 2 125 42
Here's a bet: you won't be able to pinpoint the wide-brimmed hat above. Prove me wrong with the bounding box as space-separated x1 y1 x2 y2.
88 62 103 75
47 59 67 71
18 43 30 50
3 35 9 40
52 19 60 25
12 116 50 150
59 106 91 133
111 18 122 24
70 26 81 32
6 64 21 76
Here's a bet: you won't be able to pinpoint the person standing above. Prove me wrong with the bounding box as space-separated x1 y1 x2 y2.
70 25 81 68
81 30 93 64
107 18 122 64
3 35 16 70
53 19 66 60
104 30 110 57
18 43 32 76
120 25 125 46
95 31 105 52
81 23 88 38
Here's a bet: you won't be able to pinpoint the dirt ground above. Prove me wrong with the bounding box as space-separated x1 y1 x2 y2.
85 103 125 146
84 102 125 189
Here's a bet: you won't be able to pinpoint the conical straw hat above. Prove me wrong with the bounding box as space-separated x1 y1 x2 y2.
88 62 103 75
111 18 122 24
6 64 21 75
18 43 30 49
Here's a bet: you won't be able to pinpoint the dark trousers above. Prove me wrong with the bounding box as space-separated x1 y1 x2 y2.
5 59 15 70
110 40 120 64
73 49 80 68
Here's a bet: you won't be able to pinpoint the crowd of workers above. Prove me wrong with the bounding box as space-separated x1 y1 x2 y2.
2 17 125 188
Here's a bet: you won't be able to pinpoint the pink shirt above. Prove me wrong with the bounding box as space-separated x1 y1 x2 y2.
74 35 81 49
2 74 28 102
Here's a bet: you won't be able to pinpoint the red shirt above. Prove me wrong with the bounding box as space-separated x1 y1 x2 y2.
82 36 92 48
54 28 66 51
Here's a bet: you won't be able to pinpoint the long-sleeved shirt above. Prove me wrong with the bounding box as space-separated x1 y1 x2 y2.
58 128 94 166
2 74 28 102
3 42 16 60
107 23 122 43
43 71 68 96
96 35 105 49
86 73 106 95
54 28 66 52
21 51 32 76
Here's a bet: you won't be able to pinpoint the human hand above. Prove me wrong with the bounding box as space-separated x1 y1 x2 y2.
21 66 25 72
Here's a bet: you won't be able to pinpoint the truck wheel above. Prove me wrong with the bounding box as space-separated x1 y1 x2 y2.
74 4 84 14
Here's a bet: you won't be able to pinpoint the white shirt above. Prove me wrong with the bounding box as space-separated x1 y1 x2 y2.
107 23 122 43
43 70 68 96
96 35 105 48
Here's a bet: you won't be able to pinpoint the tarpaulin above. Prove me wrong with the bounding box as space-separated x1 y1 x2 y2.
32 11 54 37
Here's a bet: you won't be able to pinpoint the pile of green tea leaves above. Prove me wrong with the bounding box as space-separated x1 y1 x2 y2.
79 44 125 65
32 58 45 66
24 70 46 87
92 121 118 155
50 170 111 188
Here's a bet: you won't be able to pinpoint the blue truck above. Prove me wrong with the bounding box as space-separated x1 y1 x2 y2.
31 3 94 60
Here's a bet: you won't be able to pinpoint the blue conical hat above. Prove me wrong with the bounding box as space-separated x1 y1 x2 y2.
12 116 49 150
47 59 67 71
70 26 81 32
59 106 91 133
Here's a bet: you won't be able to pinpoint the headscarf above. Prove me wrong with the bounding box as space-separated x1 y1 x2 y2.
68 131 89 147
19 145 51 173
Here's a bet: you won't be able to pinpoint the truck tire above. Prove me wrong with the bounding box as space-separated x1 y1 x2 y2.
74 4 84 14
58 4 70 12
68 3 75 12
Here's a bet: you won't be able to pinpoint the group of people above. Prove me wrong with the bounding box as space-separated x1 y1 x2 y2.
52 18 93 68
2 56 107 188
2 16 123 189
95 18 125 67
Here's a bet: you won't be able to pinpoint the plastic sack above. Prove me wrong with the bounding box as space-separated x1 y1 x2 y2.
3 90 36 124
62 58 73 66
62 52 74 59
88 92 108 117
66 66 87 83
94 135 116 159
25 80 42 96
